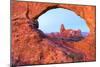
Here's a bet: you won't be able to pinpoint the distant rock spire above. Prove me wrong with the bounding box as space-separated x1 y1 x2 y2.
60 24 65 33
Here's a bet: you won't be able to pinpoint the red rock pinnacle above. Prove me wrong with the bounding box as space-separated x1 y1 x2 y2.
60 24 65 33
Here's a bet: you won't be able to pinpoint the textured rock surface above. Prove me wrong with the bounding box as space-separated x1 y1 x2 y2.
60 24 83 38
11 0 96 66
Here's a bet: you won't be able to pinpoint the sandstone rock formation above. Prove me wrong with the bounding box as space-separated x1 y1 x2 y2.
60 24 66 33
60 24 83 39
11 0 96 66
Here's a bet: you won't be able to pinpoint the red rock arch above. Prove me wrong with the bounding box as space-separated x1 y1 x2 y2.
12 1 95 34
12 1 96 64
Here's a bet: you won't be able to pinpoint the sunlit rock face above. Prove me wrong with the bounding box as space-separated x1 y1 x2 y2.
60 24 83 38
11 0 96 66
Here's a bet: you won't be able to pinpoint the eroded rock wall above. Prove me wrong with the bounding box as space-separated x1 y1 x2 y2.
11 0 96 66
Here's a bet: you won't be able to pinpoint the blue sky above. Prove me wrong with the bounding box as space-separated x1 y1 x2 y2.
38 8 90 33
